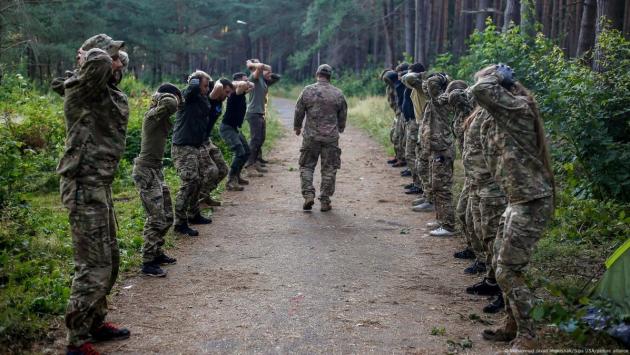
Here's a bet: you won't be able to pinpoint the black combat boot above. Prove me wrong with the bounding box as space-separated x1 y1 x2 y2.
483 294 505 314
303 196 315 211
454 248 476 259
153 253 177 265
464 260 487 274
400 169 412 177
405 186 422 194
141 262 167 277
188 213 212 225
174 223 199 236
91 322 131 342
466 277 501 296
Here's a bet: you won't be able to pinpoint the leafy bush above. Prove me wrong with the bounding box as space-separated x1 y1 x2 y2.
433 23 630 202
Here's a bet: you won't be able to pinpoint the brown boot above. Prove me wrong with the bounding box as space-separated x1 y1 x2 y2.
226 175 244 191
320 199 332 212
303 196 315 211
245 165 264 177
482 316 517 342
237 173 249 185
200 196 222 207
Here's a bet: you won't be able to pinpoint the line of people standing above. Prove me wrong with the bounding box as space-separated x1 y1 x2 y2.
381 62 555 351
53 33 280 355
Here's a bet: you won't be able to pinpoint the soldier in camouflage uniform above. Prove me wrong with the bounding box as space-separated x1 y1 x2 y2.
392 63 409 168
471 65 555 350
382 70 402 164
132 83 182 278
54 34 130 355
425 73 457 236
294 64 348 212
171 71 214 237
401 63 425 195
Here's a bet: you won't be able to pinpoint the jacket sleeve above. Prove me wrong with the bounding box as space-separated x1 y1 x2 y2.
470 75 529 120
338 94 348 133
156 95 179 123
402 72 423 90
183 82 201 101
78 49 112 92
294 89 307 130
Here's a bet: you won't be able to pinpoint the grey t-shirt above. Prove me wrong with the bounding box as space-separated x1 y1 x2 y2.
247 74 267 115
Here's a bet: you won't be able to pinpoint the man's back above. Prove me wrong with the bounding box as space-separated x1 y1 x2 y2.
294 80 347 142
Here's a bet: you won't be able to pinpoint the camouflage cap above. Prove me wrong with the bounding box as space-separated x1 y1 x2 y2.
316 64 333 77
81 34 125 57
119 51 129 70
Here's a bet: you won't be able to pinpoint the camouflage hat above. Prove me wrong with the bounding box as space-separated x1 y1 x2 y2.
119 51 129 70
316 64 333 77
81 34 125 57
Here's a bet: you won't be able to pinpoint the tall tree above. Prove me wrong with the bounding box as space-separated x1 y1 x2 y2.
520 0 537 37
476 0 491 30
404 0 414 56
577 0 597 57
503 0 521 31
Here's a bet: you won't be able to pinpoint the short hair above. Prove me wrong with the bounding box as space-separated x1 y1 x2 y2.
219 78 234 89
395 62 410 72
157 83 182 99
188 70 211 83
446 80 468 93
232 72 247 80
410 62 425 73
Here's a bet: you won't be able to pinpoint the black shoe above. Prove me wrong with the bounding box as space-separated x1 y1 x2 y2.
154 253 177 265
404 183 415 189
392 161 407 167
400 170 412 177
188 213 212 225
483 294 505 314
405 186 422 194
454 248 476 259
464 261 487 274
141 263 167 277
387 158 398 164
91 322 131 342
466 277 501 296
258 157 269 164
174 223 199 237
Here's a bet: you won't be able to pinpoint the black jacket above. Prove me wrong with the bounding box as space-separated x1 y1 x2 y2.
222 93 247 129
402 87 414 121
172 83 210 147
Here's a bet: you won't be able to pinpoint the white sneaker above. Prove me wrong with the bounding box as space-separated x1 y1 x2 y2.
412 202 435 212
412 197 426 206
426 221 440 228
429 227 456 237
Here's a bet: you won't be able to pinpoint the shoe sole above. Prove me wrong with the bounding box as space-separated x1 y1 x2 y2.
142 272 167 278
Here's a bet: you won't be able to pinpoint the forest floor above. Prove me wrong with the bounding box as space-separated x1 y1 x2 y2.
80 97 502 354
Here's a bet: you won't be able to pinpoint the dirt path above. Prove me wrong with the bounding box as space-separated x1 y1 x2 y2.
101 97 501 354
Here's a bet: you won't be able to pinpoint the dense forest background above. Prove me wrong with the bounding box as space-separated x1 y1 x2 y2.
2 0 630 83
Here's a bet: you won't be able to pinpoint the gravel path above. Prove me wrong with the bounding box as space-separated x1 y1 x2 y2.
100 97 501 354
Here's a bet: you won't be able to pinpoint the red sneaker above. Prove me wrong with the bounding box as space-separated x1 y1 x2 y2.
91 322 130 342
67 342 100 355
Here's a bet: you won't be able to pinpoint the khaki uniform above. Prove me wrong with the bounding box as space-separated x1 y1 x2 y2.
472 74 554 336
172 145 202 224
55 48 129 347
199 141 229 202
132 93 177 263
426 76 455 229
294 79 347 202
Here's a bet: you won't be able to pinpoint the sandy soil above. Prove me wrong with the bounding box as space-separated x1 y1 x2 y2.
96 97 504 354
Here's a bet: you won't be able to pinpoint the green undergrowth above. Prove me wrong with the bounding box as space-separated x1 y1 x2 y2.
0 73 282 352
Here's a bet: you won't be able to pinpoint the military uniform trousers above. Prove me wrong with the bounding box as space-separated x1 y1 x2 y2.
493 196 553 336
457 178 484 260
405 120 420 186
132 164 173 264
199 141 229 202
61 177 119 347
431 147 455 230
299 138 342 203
417 126 433 202
246 112 266 166
172 144 202 225
474 194 507 280
392 113 406 161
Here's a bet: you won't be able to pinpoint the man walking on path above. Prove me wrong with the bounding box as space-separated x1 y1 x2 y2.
55 34 130 355
294 64 348 212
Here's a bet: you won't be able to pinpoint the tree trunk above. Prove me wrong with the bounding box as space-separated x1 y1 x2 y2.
424 0 432 61
504 0 521 31
593 0 626 71
476 0 491 30
440 0 449 53
521 0 537 37
624 0 630 38
415 0 426 64
453 0 464 55
404 0 414 56
542 0 553 36
383 0 395 68
577 0 597 57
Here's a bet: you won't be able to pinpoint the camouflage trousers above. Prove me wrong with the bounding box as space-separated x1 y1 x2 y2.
299 138 341 203
431 147 455 230
474 194 507 280
392 113 406 161
60 177 119 347
199 141 229 203
405 120 420 187
456 179 485 260
172 145 202 225
494 197 553 336
132 164 173 264
417 126 432 202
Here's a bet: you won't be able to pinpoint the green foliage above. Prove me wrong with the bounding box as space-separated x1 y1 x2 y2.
433 24 630 202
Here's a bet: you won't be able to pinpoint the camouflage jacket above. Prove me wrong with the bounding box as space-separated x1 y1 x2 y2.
425 75 453 152
135 92 178 168
472 75 553 204
402 72 428 125
462 109 505 198
294 80 348 143
448 89 475 153
55 48 129 185
385 85 398 113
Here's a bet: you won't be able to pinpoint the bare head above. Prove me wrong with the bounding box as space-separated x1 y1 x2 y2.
188 70 212 95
